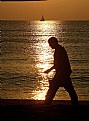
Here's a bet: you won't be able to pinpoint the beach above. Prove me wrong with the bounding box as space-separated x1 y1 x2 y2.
1 99 89 121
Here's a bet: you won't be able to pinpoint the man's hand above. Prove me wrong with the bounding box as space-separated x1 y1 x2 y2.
44 66 55 74
44 69 50 74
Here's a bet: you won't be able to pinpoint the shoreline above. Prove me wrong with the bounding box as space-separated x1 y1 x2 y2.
1 99 89 121
1 99 89 105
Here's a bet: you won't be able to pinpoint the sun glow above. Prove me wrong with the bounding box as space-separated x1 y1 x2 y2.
34 20 57 36
32 88 48 100
31 21 57 100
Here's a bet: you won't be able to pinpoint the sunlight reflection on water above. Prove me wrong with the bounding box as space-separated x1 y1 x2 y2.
29 21 57 100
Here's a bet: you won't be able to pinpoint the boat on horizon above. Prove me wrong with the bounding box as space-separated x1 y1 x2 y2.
40 15 45 21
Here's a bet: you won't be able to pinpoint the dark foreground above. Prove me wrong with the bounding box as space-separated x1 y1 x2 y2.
0 99 89 121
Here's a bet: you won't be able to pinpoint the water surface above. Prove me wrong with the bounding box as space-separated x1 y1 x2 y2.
1 20 89 100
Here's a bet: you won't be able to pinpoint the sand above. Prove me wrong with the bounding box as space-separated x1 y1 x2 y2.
0 99 89 121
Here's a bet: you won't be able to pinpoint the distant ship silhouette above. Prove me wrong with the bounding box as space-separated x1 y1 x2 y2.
40 15 45 21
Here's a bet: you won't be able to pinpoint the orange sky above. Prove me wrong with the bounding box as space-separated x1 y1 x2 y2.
0 0 89 20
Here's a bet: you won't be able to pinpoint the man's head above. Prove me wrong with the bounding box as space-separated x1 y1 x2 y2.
48 37 58 49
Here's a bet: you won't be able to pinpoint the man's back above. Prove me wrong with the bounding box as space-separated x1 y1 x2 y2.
54 45 72 75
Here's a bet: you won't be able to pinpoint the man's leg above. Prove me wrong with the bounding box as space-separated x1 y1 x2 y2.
44 81 59 104
64 78 78 106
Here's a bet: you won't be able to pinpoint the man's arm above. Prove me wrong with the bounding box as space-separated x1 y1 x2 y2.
44 65 55 74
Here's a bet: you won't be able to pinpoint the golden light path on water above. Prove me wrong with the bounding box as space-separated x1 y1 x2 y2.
31 21 57 100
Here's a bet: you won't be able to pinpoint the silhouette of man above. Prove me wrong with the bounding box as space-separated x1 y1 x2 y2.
44 37 78 106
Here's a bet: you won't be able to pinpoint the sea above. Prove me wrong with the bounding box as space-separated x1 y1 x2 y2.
0 20 89 101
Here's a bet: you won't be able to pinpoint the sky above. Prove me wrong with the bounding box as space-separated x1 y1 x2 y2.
0 0 89 20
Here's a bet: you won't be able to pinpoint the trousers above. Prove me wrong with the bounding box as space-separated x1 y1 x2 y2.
45 73 78 106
